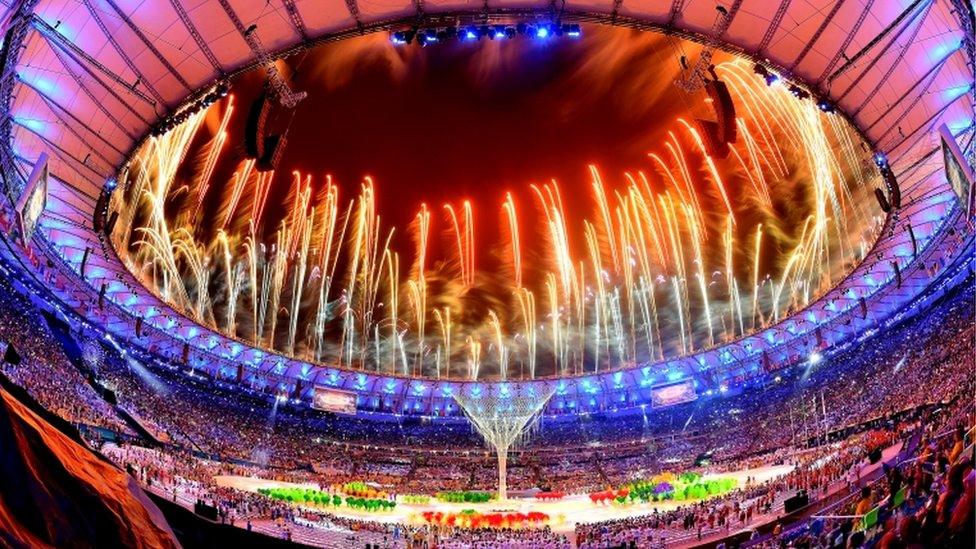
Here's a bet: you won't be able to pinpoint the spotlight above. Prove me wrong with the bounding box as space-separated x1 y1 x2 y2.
788 84 809 100
391 31 409 45
492 25 507 40
563 23 582 38
536 24 552 38
817 99 835 113
808 352 822 365
753 63 779 86
874 152 888 168
460 26 478 41
420 29 438 45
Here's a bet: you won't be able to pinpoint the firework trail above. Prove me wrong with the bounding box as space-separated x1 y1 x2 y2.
113 59 879 381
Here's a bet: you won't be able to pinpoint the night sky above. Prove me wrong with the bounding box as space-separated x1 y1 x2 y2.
130 24 877 372
190 25 713 254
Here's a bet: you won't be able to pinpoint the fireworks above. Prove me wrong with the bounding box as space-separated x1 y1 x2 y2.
111 52 880 381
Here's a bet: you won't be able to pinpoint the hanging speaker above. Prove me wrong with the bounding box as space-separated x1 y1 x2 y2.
80 246 92 278
182 343 190 364
892 261 901 288
874 188 891 213
704 79 737 144
244 91 270 159
237 363 244 382
884 169 901 209
907 224 918 258
92 191 108 232
859 297 867 319
694 119 730 158
105 211 119 236
135 317 143 337
0 26 16 85
98 283 107 308
257 134 287 172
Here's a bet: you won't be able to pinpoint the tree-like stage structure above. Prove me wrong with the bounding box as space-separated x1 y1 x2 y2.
454 388 555 501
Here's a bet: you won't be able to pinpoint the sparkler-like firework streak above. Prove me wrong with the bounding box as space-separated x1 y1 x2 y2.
445 201 475 289
113 59 879 381
192 97 234 221
503 193 522 288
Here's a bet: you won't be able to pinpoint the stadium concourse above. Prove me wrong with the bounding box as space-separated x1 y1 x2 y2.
0 0 974 547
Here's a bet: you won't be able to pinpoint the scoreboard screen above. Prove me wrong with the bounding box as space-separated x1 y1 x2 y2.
650 380 697 408
15 153 48 243
311 386 357 414
939 124 975 219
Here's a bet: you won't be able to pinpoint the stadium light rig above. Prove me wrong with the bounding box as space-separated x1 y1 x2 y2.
787 84 810 100
753 63 780 86
150 81 230 136
817 99 835 113
391 22 581 46
874 152 888 169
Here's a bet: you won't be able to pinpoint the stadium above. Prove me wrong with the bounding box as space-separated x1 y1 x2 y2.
0 0 972 547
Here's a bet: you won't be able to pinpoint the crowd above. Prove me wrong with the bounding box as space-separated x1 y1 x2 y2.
0 239 971 548
755 404 974 548
434 527 570 548
574 428 904 547
0 276 130 434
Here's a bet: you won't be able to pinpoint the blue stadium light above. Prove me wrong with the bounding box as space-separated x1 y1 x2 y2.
493 27 507 40
563 24 582 38
390 29 416 45
419 30 438 45
536 24 551 39
874 152 888 168
808 351 823 365
788 84 809 100
753 63 779 86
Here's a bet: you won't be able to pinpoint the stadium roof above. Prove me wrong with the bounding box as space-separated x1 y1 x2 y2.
0 0 973 414
2 0 972 202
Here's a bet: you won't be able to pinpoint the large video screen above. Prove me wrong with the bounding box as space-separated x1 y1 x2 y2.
939 124 975 218
16 154 48 242
650 379 697 408
311 386 358 414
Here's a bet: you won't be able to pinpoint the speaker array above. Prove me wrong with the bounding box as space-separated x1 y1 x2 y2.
244 90 287 172
694 79 737 159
